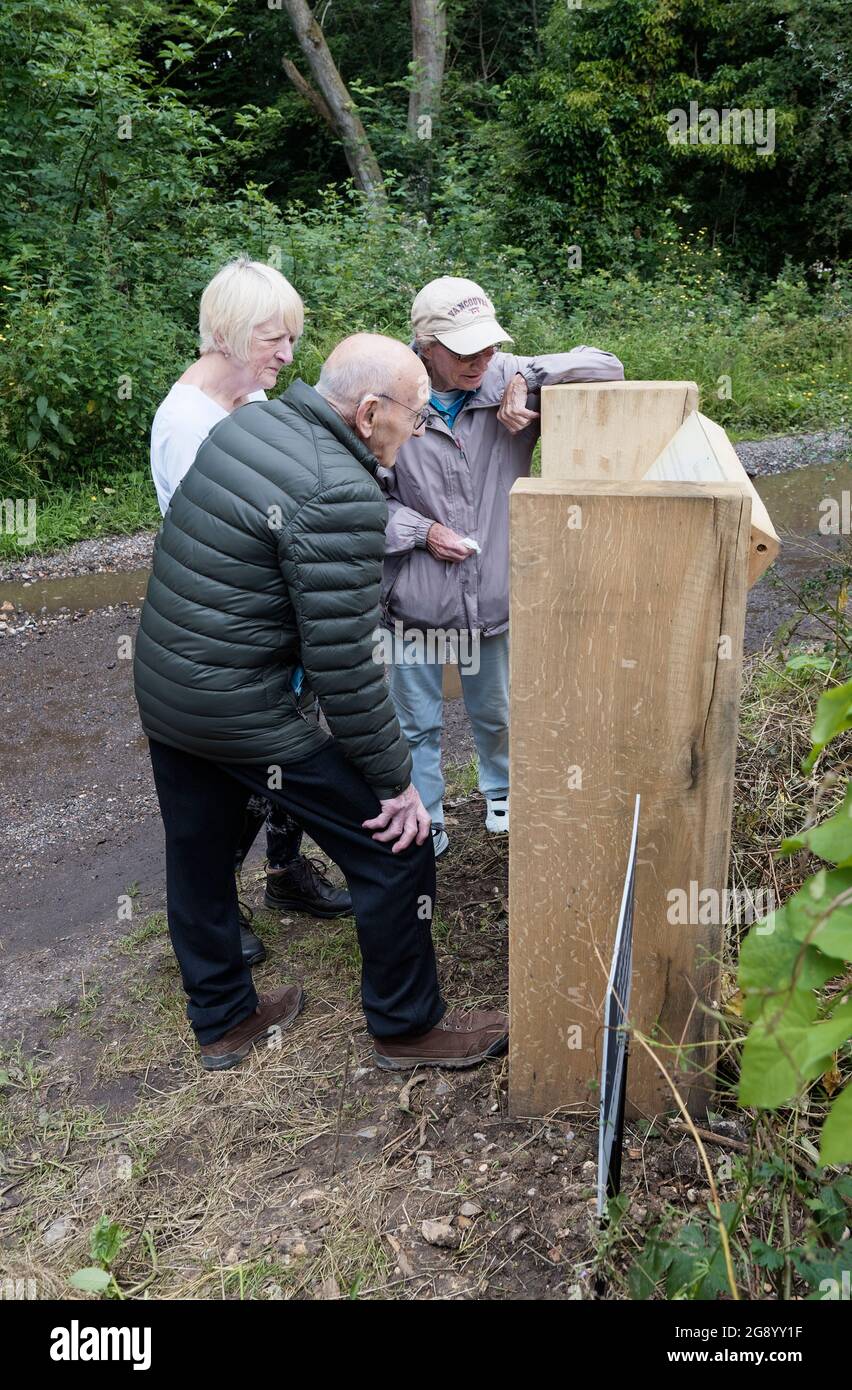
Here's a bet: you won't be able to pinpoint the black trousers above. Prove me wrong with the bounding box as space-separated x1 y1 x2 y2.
234 796 302 873
148 738 444 1045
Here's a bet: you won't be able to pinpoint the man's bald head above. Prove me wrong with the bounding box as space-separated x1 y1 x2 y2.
316 332 429 468
316 333 425 416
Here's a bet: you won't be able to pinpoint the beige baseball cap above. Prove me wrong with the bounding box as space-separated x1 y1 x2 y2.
411 276 513 356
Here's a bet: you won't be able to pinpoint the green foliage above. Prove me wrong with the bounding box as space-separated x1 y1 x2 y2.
69 1213 130 1296
500 0 852 276
738 679 852 1164
0 0 284 495
629 1202 739 1300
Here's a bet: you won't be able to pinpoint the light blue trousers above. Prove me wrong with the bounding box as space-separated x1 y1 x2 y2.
388 631 509 826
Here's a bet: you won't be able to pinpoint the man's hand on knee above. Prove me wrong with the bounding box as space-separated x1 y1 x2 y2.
363 784 431 853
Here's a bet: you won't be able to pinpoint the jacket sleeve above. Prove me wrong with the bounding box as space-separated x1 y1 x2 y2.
279 481 413 801
377 466 435 555
514 346 625 391
385 496 435 555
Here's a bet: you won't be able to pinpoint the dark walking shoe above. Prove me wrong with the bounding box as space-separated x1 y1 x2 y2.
199 984 305 1071
373 1008 508 1072
238 902 267 967
264 855 352 918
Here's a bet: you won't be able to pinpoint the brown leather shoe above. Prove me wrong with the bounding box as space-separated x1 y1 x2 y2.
199 985 305 1071
373 1008 508 1071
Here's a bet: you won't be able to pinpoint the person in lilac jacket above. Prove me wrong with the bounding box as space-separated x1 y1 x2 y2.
380 276 624 857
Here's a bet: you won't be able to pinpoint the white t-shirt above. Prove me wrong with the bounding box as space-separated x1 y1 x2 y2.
150 383 266 515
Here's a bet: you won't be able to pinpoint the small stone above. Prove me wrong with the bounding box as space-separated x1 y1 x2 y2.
277 1228 317 1258
296 1187 325 1208
421 1219 461 1249
416 1154 433 1182
458 1201 482 1218
508 1222 527 1243
43 1217 69 1247
352 1067 371 1082
473 1132 486 1142
581 1160 597 1180
435 1078 452 1096
355 1126 379 1140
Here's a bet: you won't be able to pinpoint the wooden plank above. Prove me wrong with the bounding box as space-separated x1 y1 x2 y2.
540 381 700 482
508 478 750 1120
643 411 780 586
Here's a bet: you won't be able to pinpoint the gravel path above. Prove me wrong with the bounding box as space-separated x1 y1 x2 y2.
0 529 156 584
735 428 850 478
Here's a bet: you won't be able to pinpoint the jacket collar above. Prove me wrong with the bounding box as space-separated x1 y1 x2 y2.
278 378 382 478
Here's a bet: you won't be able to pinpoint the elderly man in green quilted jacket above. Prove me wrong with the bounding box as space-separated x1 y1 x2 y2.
134 332 509 1074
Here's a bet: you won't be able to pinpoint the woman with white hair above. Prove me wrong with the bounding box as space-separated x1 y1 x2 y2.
151 256 305 511
150 257 352 962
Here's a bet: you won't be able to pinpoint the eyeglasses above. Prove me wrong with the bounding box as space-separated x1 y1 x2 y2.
444 344 497 365
377 394 431 430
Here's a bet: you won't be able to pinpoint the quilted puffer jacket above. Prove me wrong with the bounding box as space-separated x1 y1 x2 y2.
134 379 412 800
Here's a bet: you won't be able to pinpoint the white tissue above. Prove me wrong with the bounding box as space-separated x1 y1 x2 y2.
460 537 482 553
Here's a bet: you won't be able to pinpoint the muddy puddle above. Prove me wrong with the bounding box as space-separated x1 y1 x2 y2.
747 461 852 649
0 566 150 617
0 460 850 647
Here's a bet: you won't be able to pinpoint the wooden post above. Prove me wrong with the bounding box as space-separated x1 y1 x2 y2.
508 478 751 1119
541 381 699 482
643 410 780 586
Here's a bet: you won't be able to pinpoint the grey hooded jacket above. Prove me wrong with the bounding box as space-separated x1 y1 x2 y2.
380 346 624 635
134 379 412 800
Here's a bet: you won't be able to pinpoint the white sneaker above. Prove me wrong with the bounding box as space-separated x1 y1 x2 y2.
485 797 509 834
432 825 449 858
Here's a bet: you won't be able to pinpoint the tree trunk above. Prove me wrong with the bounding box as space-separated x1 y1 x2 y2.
280 0 385 203
407 0 447 142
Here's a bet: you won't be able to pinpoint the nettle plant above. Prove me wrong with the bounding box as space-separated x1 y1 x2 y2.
738 679 852 1163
